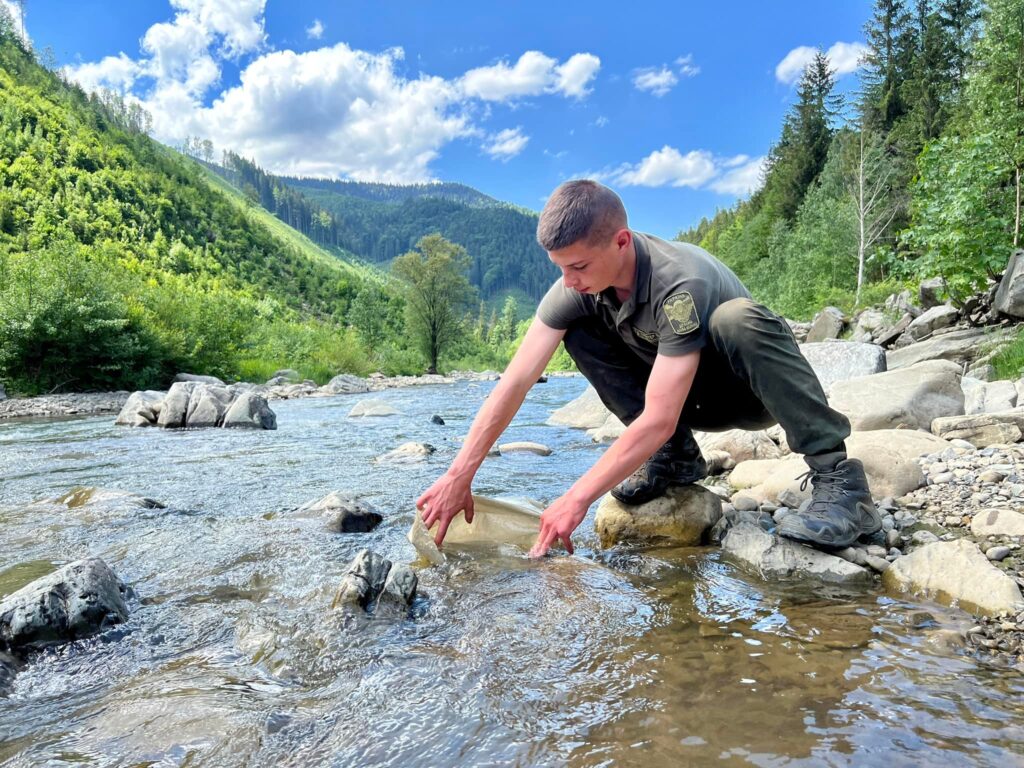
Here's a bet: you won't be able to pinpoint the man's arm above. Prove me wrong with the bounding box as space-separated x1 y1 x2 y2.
418 317 565 546
529 349 700 556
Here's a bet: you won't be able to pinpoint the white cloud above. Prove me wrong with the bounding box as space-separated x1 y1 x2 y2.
306 19 324 40
633 67 678 97
583 148 764 196
62 3 600 184
775 41 869 84
676 54 700 78
460 50 600 101
616 146 718 188
593 115 609 128
709 155 766 195
484 127 529 161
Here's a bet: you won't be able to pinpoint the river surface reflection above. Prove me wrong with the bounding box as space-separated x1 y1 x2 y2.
0 377 1021 766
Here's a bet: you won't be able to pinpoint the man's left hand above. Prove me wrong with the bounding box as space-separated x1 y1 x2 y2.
528 494 588 558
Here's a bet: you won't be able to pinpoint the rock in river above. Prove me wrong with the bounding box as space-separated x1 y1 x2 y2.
376 442 435 463
333 549 416 611
0 558 130 652
348 398 400 417
721 523 872 584
595 485 722 547
296 492 383 532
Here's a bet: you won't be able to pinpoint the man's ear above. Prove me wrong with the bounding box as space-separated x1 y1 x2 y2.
615 228 632 251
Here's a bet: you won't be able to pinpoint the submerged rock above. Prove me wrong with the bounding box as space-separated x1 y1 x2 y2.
333 549 416 611
594 485 722 547
375 442 435 463
297 492 383 532
0 558 129 652
883 539 1024 616
497 441 552 456
721 523 872 584
348 399 399 417
430 414 445 425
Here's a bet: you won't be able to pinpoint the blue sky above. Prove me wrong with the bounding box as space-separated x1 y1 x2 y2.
13 0 873 238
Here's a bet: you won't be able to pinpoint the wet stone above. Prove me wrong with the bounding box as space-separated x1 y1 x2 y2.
987 546 1012 562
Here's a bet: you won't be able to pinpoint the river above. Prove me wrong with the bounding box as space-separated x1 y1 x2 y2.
0 377 1021 766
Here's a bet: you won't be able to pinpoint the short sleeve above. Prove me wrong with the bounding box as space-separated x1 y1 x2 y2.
655 279 711 356
536 278 594 329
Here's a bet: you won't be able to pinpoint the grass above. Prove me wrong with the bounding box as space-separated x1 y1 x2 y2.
989 326 1024 381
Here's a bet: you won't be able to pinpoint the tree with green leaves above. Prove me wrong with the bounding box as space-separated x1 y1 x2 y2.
392 234 475 374
861 0 915 133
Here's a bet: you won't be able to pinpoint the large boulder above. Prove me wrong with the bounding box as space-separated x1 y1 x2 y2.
721 523 871 584
885 289 922 318
695 429 781 463
729 429 948 504
886 326 1016 370
222 391 277 430
905 304 959 341
333 550 417 611
804 307 846 343
587 413 627 443
296 492 383 532
185 384 235 428
994 249 1024 319
970 508 1024 537
320 374 370 395
594 485 722 547
157 381 196 428
548 386 611 430
918 277 945 309
114 390 165 427
850 309 887 343
799 341 887 395
828 359 964 431
0 559 129 652
963 378 1018 415
173 373 226 386
883 539 1024 616
348 399 399 417
930 411 1024 447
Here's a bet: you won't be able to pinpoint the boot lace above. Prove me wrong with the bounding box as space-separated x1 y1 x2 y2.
796 467 848 517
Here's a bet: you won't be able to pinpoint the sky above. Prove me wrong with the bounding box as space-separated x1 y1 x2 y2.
10 0 874 238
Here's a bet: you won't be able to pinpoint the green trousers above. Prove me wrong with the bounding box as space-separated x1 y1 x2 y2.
563 298 851 465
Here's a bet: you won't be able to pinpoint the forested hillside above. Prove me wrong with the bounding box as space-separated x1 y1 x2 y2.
208 152 557 301
679 0 1022 321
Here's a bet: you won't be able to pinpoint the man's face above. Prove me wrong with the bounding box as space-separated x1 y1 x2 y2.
548 230 628 295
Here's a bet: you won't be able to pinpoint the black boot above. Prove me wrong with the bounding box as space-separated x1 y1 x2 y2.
777 457 880 548
611 434 708 505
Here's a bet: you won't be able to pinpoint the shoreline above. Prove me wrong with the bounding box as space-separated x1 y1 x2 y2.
0 370 580 422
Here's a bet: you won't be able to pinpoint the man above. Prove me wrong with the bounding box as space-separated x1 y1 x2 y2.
418 180 878 557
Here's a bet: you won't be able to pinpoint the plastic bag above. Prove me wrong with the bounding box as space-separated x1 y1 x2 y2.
408 495 544 564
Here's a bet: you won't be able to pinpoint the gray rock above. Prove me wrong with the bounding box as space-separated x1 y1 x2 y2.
548 386 611 429
963 379 1017 415
222 391 277 430
320 374 370 395
333 550 393 610
799 341 886 395
430 414 445 425
375 442 435 463
986 546 1012 562
174 373 226 386
805 307 846 343
114 390 165 427
970 508 1024 537
268 369 301 385
497 441 553 456
378 564 418 606
886 326 1016 370
185 384 234 428
0 382 6 402
906 304 959 341
919 277 945 309
348 399 399 417
721 523 872 584
297 492 383 532
885 290 922 319
0 558 129 651
829 359 964 431
851 309 887 342
157 381 196 428
886 529 901 548
931 411 1024 447
0 650 18 693
875 312 913 348
994 249 1024 318
864 555 891 573
732 494 760 512
596 485 722 547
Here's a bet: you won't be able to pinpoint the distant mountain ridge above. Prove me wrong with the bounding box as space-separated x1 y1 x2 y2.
284 177 500 207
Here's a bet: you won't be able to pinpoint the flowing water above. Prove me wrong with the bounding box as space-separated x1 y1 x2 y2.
0 378 1021 767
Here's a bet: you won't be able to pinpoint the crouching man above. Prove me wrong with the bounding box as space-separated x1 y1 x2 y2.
417 180 878 557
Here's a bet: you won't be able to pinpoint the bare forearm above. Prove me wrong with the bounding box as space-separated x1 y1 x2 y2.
564 413 675 507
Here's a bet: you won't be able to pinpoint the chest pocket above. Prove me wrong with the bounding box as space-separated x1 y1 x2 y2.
632 325 658 345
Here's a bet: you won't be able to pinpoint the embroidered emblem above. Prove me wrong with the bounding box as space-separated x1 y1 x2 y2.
633 326 658 344
663 292 700 335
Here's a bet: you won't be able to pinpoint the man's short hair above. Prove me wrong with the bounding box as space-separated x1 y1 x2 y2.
537 180 628 251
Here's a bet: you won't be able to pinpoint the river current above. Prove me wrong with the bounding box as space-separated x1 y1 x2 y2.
0 377 1021 766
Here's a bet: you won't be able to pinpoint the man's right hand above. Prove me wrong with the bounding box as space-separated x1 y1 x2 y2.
416 472 475 547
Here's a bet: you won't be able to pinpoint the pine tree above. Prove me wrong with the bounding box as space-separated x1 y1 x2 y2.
861 0 915 132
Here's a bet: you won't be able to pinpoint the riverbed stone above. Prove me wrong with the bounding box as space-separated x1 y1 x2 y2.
297 492 383 532
348 399 399 417
114 390 166 427
174 372 226 386
548 385 611 429
987 546 1012 562
970 508 1024 537
333 549 393 610
375 442 435 463
919 277 945 309
886 326 1016 370
498 441 553 456
906 304 959 341
186 384 235 428
828 359 964 431
805 307 846 343
963 379 1018 415
157 381 196 428
883 539 1024 616
222 391 277 430
378 564 418 606
799 341 886 395
931 411 1024 447
994 249 1024 318
587 412 627 443
721 523 872 584
0 558 129 651
49 487 166 517
696 429 780 463
320 374 371 395
594 485 722 547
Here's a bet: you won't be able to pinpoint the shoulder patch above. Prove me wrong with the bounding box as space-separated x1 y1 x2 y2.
663 292 700 335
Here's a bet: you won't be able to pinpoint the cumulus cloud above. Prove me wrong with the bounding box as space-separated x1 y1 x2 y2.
484 127 529 161
633 54 699 96
676 54 700 78
62 2 601 183
775 41 869 85
306 19 324 40
585 147 763 196
460 50 600 101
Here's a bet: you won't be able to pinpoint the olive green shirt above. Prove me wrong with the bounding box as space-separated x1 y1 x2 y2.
536 232 752 363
